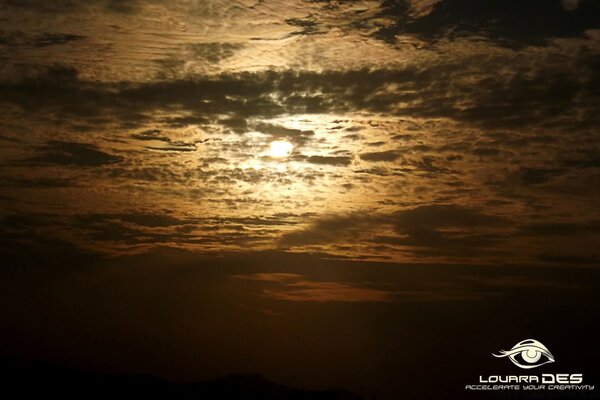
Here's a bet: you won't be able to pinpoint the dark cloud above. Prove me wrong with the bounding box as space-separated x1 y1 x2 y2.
26 140 122 167
392 204 507 229
280 204 508 257
255 123 314 145
161 115 209 128
280 214 369 246
383 205 508 255
104 0 139 13
519 167 565 185
219 117 247 134
0 31 84 47
131 129 202 152
285 17 323 36
0 176 74 188
471 147 502 158
304 155 353 166
0 0 140 13
519 221 600 237
458 274 581 289
98 213 187 227
215 216 301 227
342 133 362 141
360 150 401 162
187 42 244 63
1 58 597 132
0 211 303 253
131 129 171 142
146 143 197 152
562 150 600 169
374 0 600 46
537 254 599 265
0 214 103 278
0 0 79 12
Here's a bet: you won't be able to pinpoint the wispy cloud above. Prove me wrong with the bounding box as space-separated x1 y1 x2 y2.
233 273 395 303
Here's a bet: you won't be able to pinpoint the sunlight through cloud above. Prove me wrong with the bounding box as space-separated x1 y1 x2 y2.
268 140 294 158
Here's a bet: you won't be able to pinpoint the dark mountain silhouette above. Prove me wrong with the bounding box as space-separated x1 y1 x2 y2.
0 357 362 399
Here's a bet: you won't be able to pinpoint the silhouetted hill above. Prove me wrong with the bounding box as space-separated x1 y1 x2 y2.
0 357 362 399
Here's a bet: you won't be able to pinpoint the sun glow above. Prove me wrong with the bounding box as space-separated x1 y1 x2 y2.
268 140 294 158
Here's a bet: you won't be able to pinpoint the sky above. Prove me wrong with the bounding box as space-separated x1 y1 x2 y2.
0 0 599 399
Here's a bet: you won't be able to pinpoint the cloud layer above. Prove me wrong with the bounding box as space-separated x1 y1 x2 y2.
0 0 598 266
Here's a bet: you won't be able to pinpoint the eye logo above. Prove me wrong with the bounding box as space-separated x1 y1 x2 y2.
493 339 555 369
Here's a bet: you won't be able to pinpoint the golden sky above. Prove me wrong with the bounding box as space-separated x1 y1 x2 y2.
1 0 599 266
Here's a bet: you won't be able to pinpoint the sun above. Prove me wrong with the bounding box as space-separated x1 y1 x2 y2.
268 140 294 158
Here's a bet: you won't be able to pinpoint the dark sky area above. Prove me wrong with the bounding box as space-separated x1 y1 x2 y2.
0 1 599 399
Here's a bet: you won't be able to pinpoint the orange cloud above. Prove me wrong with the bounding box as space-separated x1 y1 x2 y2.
263 280 393 303
233 273 393 303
